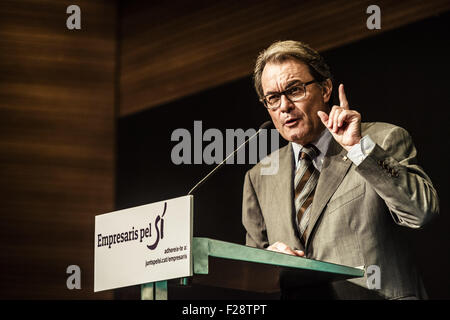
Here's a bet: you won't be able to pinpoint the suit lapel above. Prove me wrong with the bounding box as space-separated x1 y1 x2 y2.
269 143 301 248
303 138 353 248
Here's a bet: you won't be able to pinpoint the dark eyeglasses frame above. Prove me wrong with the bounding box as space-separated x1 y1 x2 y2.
261 80 317 110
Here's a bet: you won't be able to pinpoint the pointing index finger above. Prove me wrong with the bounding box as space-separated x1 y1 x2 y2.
339 84 349 110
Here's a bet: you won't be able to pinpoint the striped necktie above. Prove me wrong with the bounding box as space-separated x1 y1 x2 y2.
294 145 320 244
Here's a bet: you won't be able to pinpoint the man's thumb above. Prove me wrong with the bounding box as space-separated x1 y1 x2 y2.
317 110 328 124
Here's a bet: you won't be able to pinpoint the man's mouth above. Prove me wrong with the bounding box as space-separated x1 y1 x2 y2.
284 118 299 127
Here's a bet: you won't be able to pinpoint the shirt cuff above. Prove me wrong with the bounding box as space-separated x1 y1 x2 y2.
347 135 376 166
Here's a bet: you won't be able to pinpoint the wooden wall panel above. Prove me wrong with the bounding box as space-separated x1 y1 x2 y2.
120 0 450 116
0 0 116 298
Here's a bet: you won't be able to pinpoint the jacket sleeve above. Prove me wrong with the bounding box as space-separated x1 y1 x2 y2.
355 126 439 228
242 170 269 248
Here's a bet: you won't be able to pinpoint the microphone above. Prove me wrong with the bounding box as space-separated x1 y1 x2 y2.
187 121 273 195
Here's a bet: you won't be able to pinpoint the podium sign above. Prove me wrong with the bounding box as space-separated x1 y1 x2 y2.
94 195 193 292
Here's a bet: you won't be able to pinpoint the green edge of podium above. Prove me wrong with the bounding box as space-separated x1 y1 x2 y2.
142 237 365 300
192 237 364 277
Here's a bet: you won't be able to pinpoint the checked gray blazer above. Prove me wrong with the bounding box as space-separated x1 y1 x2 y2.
242 122 439 299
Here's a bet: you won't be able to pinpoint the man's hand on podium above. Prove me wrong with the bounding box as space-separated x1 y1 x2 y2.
267 241 305 257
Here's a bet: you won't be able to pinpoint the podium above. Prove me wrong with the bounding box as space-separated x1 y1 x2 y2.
94 195 364 299
141 237 364 300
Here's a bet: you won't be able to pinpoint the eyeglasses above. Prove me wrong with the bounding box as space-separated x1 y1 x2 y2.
260 80 317 110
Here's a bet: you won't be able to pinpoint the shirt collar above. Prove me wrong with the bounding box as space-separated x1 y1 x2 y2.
291 129 332 172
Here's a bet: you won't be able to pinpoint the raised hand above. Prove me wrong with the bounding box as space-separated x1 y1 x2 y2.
317 84 362 151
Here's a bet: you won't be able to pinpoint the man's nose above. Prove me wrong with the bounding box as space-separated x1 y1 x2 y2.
279 94 294 113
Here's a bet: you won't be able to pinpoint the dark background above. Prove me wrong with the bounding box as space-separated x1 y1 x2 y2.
117 12 450 299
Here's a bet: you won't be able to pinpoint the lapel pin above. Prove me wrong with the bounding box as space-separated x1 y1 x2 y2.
342 156 348 161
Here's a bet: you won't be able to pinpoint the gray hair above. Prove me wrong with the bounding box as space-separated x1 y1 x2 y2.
253 40 333 100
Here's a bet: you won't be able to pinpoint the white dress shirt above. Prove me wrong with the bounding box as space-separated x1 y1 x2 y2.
291 129 376 171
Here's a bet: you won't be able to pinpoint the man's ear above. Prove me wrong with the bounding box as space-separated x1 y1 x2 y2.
321 79 333 104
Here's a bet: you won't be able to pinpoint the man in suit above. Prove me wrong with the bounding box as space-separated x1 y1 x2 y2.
242 40 439 299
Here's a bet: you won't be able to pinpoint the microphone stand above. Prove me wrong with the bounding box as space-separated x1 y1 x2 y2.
187 121 273 195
